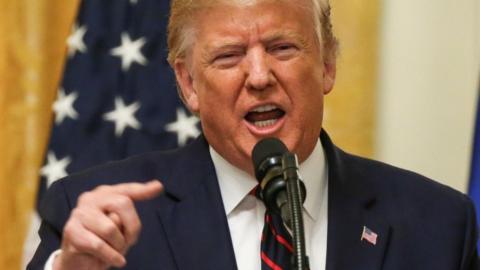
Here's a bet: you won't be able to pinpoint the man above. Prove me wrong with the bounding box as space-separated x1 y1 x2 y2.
29 0 479 269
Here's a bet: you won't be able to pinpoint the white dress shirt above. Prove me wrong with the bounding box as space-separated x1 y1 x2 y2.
211 139 328 270
44 139 328 270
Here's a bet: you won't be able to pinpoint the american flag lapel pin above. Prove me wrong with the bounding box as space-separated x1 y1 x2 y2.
361 226 378 245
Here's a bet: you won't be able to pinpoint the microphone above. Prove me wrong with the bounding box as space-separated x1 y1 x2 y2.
252 137 310 270
251 138 306 227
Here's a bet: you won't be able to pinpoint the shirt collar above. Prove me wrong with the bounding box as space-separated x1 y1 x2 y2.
210 139 327 221
210 148 257 216
299 139 328 221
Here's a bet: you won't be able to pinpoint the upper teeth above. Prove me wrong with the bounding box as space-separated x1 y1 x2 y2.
251 105 277 113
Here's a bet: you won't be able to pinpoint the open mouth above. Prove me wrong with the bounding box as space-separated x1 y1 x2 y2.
244 104 286 128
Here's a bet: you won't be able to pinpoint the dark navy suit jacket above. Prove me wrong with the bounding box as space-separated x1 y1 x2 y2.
28 132 479 269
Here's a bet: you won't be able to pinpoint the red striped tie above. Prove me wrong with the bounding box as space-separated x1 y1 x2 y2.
253 187 293 270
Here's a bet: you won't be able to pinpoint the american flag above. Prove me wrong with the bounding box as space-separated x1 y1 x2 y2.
361 226 378 246
22 0 200 266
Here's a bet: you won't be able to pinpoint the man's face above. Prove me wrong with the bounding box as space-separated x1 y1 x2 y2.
174 0 335 174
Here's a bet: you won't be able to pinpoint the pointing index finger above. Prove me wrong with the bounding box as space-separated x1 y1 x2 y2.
112 180 164 201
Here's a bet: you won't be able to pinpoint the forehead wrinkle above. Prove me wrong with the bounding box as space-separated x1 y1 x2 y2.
195 15 251 48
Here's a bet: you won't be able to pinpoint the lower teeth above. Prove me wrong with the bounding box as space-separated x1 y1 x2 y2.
253 119 277 127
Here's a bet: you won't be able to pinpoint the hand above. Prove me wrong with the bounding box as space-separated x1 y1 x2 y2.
53 180 164 270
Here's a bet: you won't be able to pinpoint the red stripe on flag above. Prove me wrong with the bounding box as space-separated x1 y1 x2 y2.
261 251 283 270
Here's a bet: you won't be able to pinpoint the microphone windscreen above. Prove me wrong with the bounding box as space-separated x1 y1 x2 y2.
251 138 288 181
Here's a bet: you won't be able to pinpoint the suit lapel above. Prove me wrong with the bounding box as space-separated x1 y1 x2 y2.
322 131 391 270
155 136 237 270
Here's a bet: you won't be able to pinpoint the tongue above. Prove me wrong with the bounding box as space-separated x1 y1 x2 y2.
245 109 285 122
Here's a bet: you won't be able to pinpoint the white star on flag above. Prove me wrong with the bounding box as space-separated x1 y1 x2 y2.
103 97 142 137
52 88 79 125
40 151 72 188
67 24 87 57
166 108 200 146
130 0 138 4
110 32 147 71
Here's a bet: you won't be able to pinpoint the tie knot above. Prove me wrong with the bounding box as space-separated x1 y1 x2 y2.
250 185 263 200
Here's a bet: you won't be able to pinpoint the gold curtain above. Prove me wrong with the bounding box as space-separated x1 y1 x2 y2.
0 0 79 269
0 0 379 269
325 0 381 157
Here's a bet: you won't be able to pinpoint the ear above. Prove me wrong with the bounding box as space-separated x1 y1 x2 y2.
322 60 336 95
174 59 200 113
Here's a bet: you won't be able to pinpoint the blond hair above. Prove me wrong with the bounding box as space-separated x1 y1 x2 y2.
167 0 338 66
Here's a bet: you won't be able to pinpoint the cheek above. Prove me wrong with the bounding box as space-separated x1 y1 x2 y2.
280 62 325 104
280 61 325 129
196 70 244 111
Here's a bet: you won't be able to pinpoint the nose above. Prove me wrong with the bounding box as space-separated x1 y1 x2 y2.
244 48 275 91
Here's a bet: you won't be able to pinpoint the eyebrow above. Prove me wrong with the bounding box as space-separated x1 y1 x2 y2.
201 41 245 63
201 30 310 60
207 41 244 52
261 30 309 47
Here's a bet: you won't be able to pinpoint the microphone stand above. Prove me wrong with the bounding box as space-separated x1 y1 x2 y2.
282 153 310 270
